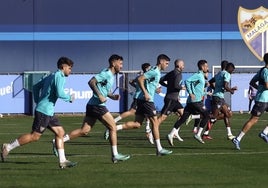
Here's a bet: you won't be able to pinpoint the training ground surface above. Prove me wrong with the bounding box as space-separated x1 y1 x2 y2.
0 113 267 188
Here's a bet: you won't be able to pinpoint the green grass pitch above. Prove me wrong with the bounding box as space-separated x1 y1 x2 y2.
0 113 267 188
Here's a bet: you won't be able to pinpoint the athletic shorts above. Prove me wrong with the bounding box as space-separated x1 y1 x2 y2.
85 104 109 120
136 99 157 117
32 111 61 134
130 98 138 110
211 96 229 111
251 101 268 117
161 98 183 115
184 101 207 116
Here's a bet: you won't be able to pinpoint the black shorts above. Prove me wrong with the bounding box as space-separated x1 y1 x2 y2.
211 96 229 111
251 101 268 117
130 98 138 110
32 111 61 134
184 101 207 115
136 99 157 117
86 104 109 120
161 98 183 115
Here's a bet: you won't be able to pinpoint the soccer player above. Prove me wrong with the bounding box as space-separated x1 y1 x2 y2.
1 57 77 168
115 54 172 156
232 53 268 150
103 63 154 144
53 54 130 163
158 59 186 142
203 62 237 140
167 60 210 145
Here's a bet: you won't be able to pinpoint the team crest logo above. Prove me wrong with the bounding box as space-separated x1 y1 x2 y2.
238 6 268 61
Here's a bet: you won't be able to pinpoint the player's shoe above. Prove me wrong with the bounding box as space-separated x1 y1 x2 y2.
52 140 59 157
112 153 130 163
167 134 174 146
59 160 77 169
156 148 173 156
1 143 9 162
146 131 154 145
173 133 184 142
232 137 240 150
258 132 268 143
185 115 193 125
104 129 110 140
202 134 213 140
194 134 205 144
227 134 236 140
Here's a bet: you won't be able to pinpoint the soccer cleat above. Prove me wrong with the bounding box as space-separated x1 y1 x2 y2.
232 138 240 150
227 134 236 140
173 133 184 142
1 143 9 162
185 115 193 125
202 134 213 140
258 132 268 143
156 148 173 156
52 140 59 157
104 129 110 140
146 131 154 145
112 153 130 163
167 134 174 146
59 160 77 169
194 134 205 144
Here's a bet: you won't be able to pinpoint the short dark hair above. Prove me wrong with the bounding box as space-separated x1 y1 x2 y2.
263 53 268 64
226 62 235 70
221 60 228 70
157 54 170 65
57 57 74 69
197 60 207 70
141 63 151 72
109 54 123 66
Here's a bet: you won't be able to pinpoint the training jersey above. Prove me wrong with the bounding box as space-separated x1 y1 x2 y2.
33 70 72 116
251 67 268 102
88 68 114 106
159 69 183 100
137 66 160 102
131 76 142 99
185 70 206 103
213 70 231 99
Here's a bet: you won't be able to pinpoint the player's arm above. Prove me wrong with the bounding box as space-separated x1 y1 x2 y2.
55 74 73 102
137 74 150 101
159 74 168 87
107 93 120 100
223 81 237 94
89 77 106 103
32 78 44 103
208 77 215 89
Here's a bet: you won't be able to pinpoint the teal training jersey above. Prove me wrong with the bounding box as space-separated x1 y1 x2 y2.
137 66 160 102
132 76 142 99
252 67 268 102
33 70 71 116
185 70 206 103
213 70 231 99
88 68 114 106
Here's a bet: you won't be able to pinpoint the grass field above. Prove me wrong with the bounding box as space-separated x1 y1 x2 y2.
0 113 267 188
